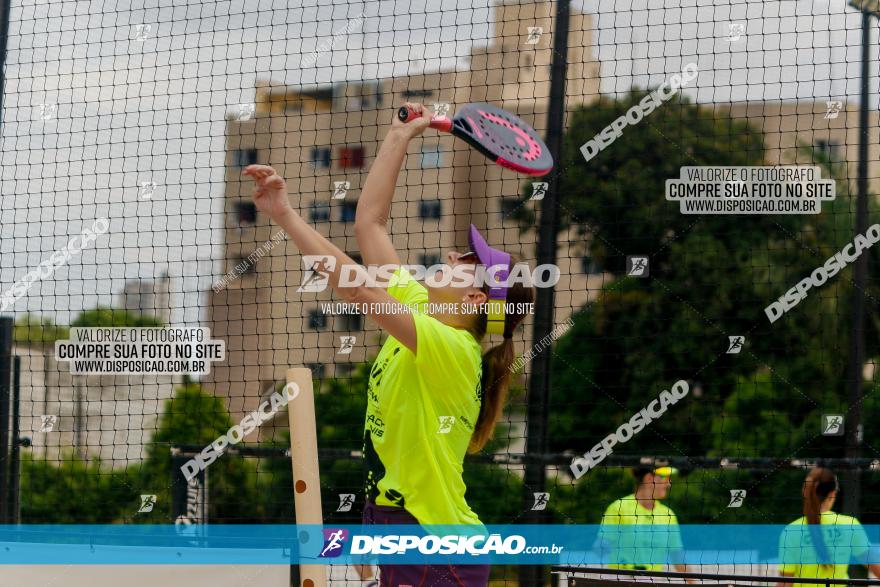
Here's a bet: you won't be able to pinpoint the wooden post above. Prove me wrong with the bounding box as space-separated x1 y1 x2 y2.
286 367 327 587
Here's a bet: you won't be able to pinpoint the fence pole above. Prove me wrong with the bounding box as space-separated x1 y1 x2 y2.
9 355 20 523
0 316 12 524
520 1 570 586
843 7 872 518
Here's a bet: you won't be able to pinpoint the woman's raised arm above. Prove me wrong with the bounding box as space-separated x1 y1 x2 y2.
243 164 418 352
354 103 432 268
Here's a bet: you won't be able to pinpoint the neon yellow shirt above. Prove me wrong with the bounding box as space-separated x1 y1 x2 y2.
362 268 484 526
778 511 870 586
598 494 684 571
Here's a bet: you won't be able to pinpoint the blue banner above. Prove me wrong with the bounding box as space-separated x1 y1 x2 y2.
0 525 877 565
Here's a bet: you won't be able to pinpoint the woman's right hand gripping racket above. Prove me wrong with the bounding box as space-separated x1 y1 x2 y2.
398 102 554 177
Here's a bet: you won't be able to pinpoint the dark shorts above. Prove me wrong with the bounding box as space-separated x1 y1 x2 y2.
362 500 490 587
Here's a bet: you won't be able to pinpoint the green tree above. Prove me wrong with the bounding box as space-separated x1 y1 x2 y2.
139 382 260 522
544 92 863 462
72 307 164 328
20 452 132 523
13 313 69 345
708 369 810 458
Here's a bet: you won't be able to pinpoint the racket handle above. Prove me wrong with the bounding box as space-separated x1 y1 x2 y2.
397 106 453 132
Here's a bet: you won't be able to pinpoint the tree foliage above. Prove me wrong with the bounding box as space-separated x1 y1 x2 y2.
13 313 69 345
542 91 880 522
71 306 164 328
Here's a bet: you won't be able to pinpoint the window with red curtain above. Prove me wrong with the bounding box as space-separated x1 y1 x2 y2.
339 146 365 168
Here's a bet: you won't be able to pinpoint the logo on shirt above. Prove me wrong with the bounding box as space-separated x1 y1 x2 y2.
319 528 348 558
437 416 456 434
384 488 405 507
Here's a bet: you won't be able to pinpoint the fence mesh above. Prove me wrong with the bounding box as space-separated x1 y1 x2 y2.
2 0 880 584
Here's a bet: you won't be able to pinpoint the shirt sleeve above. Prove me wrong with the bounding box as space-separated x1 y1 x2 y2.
386 267 428 307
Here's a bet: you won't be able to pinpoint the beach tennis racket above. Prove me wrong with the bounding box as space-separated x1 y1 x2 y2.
397 102 554 177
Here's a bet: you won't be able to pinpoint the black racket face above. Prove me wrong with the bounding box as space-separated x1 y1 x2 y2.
451 102 554 176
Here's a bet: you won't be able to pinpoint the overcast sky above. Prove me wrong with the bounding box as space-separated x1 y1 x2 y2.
0 0 874 329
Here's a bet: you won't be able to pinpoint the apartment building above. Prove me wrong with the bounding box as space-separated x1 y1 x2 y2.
116 273 172 326
202 0 603 420
724 100 880 173
12 342 175 467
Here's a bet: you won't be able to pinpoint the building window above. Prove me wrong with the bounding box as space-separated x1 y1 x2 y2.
402 89 433 99
581 256 602 275
232 149 258 167
816 139 841 161
233 255 258 275
419 200 442 219
339 313 363 331
309 201 331 222
310 147 331 169
339 146 365 169
306 362 326 378
336 363 355 376
420 145 443 169
500 197 521 217
307 309 327 330
340 201 358 223
418 253 441 267
235 201 257 225
347 97 362 110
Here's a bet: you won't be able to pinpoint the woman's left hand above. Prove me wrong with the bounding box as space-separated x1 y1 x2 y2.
243 165 293 221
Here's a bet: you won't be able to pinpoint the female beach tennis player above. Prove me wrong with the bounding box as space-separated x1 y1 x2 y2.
778 467 880 586
243 102 534 586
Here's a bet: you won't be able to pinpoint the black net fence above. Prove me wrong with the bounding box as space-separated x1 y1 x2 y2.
2 0 880 584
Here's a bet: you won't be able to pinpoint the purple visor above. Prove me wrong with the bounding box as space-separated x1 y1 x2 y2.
468 224 511 335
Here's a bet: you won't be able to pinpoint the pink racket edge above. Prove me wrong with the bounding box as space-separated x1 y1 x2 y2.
495 156 554 177
455 129 554 176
